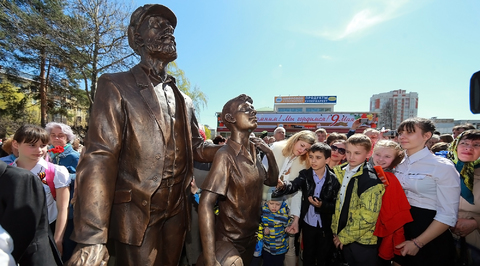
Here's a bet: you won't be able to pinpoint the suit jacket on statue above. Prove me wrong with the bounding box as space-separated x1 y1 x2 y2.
71 64 217 247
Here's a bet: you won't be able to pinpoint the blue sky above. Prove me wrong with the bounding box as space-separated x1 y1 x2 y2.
134 0 480 129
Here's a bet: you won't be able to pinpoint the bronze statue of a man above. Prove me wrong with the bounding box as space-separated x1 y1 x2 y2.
198 95 279 266
67 4 219 266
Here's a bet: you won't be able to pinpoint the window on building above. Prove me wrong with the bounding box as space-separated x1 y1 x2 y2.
306 108 331 112
278 108 303 113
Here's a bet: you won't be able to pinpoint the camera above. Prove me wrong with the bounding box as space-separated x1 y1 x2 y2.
383 130 399 137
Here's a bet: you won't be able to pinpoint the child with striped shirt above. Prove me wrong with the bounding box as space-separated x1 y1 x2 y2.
253 188 292 266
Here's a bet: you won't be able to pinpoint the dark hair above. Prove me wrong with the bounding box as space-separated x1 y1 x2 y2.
212 135 226 144
459 129 480 141
431 142 449 153
326 132 347 146
397 117 436 136
462 123 476 130
221 94 253 131
309 142 332 159
440 134 454 143
346 134 372 153
13 125 49 145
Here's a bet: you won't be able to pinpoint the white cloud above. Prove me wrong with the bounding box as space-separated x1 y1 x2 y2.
321 55 332 60
302 0 413 41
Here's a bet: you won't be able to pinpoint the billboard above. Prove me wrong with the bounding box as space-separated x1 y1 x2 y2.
217 112 378 129
274 96 337 104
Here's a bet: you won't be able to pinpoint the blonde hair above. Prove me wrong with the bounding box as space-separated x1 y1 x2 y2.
1 138 13 154
373 140 404 168
363 128 380 135
281 130 316 164
346 134 372 153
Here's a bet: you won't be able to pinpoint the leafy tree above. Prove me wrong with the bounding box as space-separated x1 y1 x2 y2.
0 0 77 127
0 81 39 136
167 61 207 113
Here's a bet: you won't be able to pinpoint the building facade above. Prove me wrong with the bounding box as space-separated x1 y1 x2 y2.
370 89 418 130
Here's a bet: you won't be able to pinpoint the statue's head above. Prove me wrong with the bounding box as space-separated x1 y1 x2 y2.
128 4 177 62
221 94 257 132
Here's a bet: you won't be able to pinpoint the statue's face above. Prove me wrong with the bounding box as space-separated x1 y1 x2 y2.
232 101 258 131
138 15 177 61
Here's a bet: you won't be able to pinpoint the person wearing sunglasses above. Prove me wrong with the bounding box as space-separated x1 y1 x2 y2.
328 140 346 169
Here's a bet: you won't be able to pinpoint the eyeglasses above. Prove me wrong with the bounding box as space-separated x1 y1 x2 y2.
331 145 346 155
458 141 480 149
50 133 66 139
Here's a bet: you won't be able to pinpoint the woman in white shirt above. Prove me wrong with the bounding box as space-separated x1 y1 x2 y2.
394 118 460 266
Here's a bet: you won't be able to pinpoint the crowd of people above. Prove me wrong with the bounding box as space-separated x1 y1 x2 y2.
1 117 479 266
194 118 478 266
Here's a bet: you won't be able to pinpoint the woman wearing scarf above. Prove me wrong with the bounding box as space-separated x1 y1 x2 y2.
45 122 80 262
448 130 480 265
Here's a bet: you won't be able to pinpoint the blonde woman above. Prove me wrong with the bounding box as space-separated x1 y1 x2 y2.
262 130 316 266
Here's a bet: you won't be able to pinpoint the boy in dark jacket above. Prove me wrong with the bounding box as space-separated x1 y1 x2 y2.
274 142 341 266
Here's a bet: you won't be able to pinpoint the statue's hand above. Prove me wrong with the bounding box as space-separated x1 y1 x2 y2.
66 243 109 266
250 137 269 152
204 257 222 266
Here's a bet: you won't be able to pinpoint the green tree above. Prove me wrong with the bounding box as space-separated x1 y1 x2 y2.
0 0 78 127
167 61 207 113
0 81 38 136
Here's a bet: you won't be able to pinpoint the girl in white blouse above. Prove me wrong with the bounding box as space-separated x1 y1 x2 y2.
394 118 460 266
12 125 70 256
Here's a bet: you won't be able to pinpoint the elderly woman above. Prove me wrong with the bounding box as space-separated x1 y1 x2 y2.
45 122 80 174
45 122 80 262
448 130 480 265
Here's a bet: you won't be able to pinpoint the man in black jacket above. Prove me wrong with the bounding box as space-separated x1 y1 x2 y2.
0 160 62 265
274 142 341 266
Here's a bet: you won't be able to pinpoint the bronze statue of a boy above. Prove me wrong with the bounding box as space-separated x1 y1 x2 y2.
198 94 279 266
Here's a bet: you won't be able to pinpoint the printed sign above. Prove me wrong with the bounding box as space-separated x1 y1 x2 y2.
274 96 337 104
217 113 377 129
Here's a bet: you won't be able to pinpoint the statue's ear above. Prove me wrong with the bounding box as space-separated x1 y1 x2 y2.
224 113 236 124
134 33 144 48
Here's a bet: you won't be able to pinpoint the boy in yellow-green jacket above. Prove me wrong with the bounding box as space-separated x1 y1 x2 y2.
332 134 385 266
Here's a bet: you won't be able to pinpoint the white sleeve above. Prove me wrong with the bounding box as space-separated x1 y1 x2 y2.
53 165 71 189
434 161 461 227
288 190 302 217
0 226 16 266
262 154 269 170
